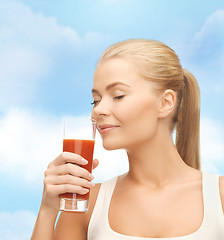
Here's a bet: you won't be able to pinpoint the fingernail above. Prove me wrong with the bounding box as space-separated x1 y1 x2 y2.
89 173 94 180
82 158 88 164
83 188 89 193
89 181 95 187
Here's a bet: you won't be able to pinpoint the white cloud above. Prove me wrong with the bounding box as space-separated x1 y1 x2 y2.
194 9 224 43
0 108 63 184
179 9 224 95
200 118 224 174
0 1 81 47
201 162 220 175
0 108 224 186
0 0 79 109
190 9 224 69
1 107 224 185
0 108 128 185
0 210 36 240
0 0 114 110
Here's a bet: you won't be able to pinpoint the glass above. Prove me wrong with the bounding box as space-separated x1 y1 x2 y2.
59 117 96 212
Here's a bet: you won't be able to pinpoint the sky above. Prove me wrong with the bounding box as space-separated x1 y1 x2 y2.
0 0 224 239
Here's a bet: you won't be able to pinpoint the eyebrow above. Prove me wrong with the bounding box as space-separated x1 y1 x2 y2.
92 82 130 94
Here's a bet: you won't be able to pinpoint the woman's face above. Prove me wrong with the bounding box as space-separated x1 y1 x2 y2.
91 58 162 150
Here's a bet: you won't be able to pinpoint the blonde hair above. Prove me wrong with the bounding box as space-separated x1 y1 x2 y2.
98 39 201 170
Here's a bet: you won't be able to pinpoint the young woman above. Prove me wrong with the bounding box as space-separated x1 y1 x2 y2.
31 39 224 239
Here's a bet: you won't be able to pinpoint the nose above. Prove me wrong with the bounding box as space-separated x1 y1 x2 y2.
91 98 110 119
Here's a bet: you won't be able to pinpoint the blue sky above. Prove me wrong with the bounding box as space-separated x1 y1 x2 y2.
0 0 224 239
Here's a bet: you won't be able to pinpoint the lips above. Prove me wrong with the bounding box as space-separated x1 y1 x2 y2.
98 124 119 134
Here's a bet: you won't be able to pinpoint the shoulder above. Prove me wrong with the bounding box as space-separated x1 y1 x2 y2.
85 183 102 225
219 176 224 214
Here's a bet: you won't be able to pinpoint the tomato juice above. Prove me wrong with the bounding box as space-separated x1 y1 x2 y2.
61 139 95 200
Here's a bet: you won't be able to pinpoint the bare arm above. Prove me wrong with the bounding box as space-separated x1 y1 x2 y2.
31 153 99 240
219 176 224 215
54 183 101 240
31 205 59 239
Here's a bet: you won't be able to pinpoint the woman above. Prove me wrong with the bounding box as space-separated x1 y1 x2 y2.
31 39 224 239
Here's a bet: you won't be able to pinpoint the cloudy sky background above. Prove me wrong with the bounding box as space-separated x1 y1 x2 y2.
0 0 224 239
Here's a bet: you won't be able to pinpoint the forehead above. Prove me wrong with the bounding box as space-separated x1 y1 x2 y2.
92 58 158 93
93 58 139 86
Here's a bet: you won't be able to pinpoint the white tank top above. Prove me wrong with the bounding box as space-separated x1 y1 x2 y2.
88 172 224 240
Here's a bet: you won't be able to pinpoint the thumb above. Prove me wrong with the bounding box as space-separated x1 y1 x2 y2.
92 158 99 169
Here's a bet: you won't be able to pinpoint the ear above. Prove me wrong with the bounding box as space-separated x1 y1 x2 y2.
158 89 176 119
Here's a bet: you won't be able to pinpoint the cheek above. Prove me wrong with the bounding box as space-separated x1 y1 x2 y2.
117 96 158 126
126 109 158 142
115 97 159 144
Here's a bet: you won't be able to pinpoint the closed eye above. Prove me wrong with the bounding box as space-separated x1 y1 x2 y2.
91 100 100 106
114 95 125 100
91 95 124 106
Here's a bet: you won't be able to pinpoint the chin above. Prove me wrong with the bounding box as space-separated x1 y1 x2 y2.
102 140 123 151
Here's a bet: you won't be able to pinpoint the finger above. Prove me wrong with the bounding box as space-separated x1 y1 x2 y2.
50 152 88 167
93 159 99 169
45 184 90 197
47 163 94 181
45 175 95 189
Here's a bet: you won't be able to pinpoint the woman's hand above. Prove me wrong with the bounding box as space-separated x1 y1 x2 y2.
41 152 99 210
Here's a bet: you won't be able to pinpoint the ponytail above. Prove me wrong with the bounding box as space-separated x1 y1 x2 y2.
175 69 201 170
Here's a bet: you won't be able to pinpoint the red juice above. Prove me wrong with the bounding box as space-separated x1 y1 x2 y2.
61 139 95 200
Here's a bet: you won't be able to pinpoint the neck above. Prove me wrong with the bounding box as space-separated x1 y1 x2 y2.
125 125 191 189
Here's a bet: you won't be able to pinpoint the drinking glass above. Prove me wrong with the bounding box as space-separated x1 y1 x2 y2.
59 117 96 212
